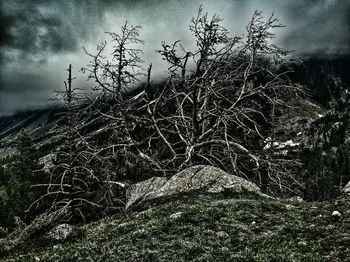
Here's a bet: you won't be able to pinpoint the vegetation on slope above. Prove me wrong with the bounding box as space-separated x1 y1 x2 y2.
0 6 349 261
1 194 349 261
0 129 46 228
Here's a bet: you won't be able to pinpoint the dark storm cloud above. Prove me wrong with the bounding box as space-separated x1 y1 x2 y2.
0 3 75 57
1 0 349 60
282 0 350 55
0 0 112 108
0 0 349 114
0 75 53 113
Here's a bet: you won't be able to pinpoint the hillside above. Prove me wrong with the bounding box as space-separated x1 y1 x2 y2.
1 193 349 261
0 16 349 261
0 2 349 261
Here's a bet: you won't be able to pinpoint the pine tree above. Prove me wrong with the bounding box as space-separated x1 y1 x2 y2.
0 183 9 227
6 129 45 224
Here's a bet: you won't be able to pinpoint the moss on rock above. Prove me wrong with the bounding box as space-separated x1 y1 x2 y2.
126 165 267 210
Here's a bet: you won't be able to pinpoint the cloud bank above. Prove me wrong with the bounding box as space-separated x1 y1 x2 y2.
0 0 349 113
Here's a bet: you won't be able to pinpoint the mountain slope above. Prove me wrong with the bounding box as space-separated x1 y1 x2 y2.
1 193 349 261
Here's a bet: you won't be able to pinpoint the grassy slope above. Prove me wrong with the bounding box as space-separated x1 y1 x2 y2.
1 194 350 262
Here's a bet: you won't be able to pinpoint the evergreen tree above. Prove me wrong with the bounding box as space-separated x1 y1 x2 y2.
0 184 9 227
303 89 350 200
5 129 45 224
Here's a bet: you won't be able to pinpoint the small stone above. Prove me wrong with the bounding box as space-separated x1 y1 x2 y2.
169 212 183 219
251 221 256 226
331 210 342 218
286 204 295 210
298 241 307 246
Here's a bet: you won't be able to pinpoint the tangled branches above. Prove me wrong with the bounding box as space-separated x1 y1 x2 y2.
83 8 305 201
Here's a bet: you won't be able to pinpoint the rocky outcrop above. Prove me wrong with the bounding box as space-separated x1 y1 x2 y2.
126 165 267 209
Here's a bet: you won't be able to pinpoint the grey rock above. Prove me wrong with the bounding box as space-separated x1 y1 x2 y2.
285 204 296 210
298 241 308 246
126 165 267 209
126 177 168 209
331 210 342 218
46 224 74 241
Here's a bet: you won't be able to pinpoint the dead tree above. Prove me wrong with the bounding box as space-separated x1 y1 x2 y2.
150 8 303 194
85 8 304 196
83 22 145 101
82 22 155 192
29 65 101 222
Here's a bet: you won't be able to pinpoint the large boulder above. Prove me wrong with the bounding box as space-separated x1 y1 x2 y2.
126 165 267 209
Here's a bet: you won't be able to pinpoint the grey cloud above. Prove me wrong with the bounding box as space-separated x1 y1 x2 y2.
281 0 350 55
0 0 349 114
1 3 78 56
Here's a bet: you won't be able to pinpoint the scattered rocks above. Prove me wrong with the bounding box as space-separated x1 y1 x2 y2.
126 165 268 209
46 224 74 241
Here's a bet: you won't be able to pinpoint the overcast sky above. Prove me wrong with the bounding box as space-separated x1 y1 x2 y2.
0 0 349 114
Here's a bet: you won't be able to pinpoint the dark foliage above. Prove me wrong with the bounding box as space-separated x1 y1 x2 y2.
302 89 350 200
0 129 46 228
